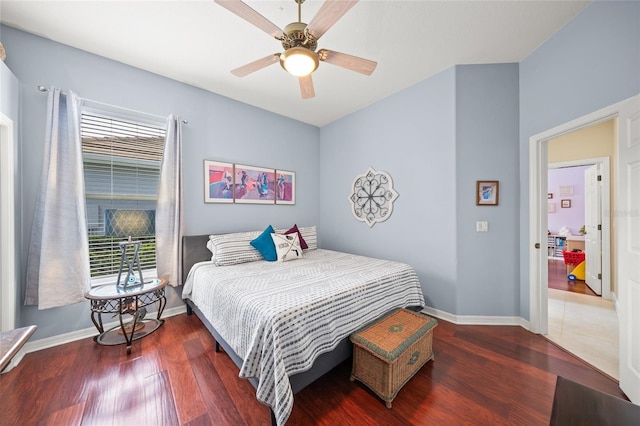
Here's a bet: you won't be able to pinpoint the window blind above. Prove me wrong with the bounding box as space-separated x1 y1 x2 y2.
81 112 166 279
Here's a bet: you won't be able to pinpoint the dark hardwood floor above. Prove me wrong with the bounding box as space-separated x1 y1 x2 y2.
1 312 626 425
548 258 597 296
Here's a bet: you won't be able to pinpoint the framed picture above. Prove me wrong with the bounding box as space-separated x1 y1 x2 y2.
547 193 553 199
561 199 571 208
476 180 499 206
234 164 275 204
204 160 234 203
548 202 556 213
275 169 295 205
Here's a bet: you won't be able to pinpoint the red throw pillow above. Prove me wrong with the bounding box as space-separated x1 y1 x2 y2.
284 224 308 250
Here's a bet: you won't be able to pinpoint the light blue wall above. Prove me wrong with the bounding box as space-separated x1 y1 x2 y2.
319 69 459 312
0 59 21 329
1 26 320 339
519 0 640 318
319 64 521 316
455 64 520 316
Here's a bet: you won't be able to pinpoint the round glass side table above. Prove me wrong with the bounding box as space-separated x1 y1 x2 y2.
85 278 167 354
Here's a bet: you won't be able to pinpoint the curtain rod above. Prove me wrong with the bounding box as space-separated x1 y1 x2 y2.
37 85 188 124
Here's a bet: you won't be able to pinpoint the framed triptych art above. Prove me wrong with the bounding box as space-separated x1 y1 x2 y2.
203 160 296 205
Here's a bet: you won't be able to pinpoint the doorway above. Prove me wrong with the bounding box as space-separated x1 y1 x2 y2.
544 130 616 378
529 94 640 403
529 112 619 335
547 155 612 300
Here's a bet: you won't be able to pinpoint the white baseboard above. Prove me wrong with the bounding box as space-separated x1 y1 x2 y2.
4 304 531 373
2 305 187 373
420 306 531 330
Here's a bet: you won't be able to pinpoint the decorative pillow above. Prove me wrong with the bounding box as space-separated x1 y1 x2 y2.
284 224 308 250
297 226 317 250
270 232 303 262
250 225 278 261
208 230 263 266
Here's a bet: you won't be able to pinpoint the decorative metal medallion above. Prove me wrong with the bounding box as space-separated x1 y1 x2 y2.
349 167 398 227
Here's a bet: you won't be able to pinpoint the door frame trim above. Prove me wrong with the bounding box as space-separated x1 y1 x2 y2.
549 157 611 300
1 112 16 332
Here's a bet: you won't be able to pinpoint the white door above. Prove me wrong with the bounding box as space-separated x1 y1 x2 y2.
584 164 602 295
618 95 640 404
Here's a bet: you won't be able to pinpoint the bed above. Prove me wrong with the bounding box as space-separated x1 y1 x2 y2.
181 227 426 425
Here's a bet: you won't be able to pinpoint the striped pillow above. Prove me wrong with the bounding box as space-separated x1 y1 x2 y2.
208 230 263 266
298 226 317 250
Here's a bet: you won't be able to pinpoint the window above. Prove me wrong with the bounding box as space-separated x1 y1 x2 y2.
81 110 165 282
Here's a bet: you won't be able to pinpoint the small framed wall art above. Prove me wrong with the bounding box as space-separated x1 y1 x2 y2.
204 160 234 203
476 180 499 206
234 164 275 204
561 199 572 208
275 169 296 205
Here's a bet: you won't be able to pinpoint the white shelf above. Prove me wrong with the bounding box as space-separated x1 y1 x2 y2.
547 235 566 258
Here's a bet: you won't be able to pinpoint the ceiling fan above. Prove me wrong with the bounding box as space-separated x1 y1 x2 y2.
215 0 377 99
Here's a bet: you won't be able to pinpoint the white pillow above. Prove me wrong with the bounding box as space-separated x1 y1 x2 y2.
270 232 303 262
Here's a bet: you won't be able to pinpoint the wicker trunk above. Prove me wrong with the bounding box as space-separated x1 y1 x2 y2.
350 308 437 408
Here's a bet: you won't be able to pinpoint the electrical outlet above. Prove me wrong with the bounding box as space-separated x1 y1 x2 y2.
476 221 488 232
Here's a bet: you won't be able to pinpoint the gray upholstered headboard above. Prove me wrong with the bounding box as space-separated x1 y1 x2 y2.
181 234 211 284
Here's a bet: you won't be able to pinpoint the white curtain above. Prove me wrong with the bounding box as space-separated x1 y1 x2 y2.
25 88 90 309
156 115 183 286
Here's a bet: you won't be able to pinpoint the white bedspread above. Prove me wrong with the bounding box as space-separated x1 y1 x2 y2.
182 249 425 425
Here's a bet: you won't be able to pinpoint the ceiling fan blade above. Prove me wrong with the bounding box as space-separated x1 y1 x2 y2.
318 49 377 75
231 54 280 77
299 75 315 99
306 0 358 40
215 0 283 38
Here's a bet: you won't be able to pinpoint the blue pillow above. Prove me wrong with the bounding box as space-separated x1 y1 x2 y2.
250 225 277 261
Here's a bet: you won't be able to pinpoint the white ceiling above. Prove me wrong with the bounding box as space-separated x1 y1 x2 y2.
1 0 590 127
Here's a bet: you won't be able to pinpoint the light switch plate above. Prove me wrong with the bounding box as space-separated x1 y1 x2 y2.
476 221 488 232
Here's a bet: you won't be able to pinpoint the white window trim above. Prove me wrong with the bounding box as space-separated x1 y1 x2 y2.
81 104 166 287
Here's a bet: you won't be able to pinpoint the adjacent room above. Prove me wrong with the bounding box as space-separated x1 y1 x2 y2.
1 1 639 424
546 119 619 380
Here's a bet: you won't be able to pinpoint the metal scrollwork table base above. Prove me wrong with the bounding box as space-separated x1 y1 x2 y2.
85 279 167 354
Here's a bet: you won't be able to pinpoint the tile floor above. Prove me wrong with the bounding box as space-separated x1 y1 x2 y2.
546 288 619 379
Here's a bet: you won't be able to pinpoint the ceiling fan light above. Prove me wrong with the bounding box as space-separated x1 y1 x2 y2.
280 47 319 77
